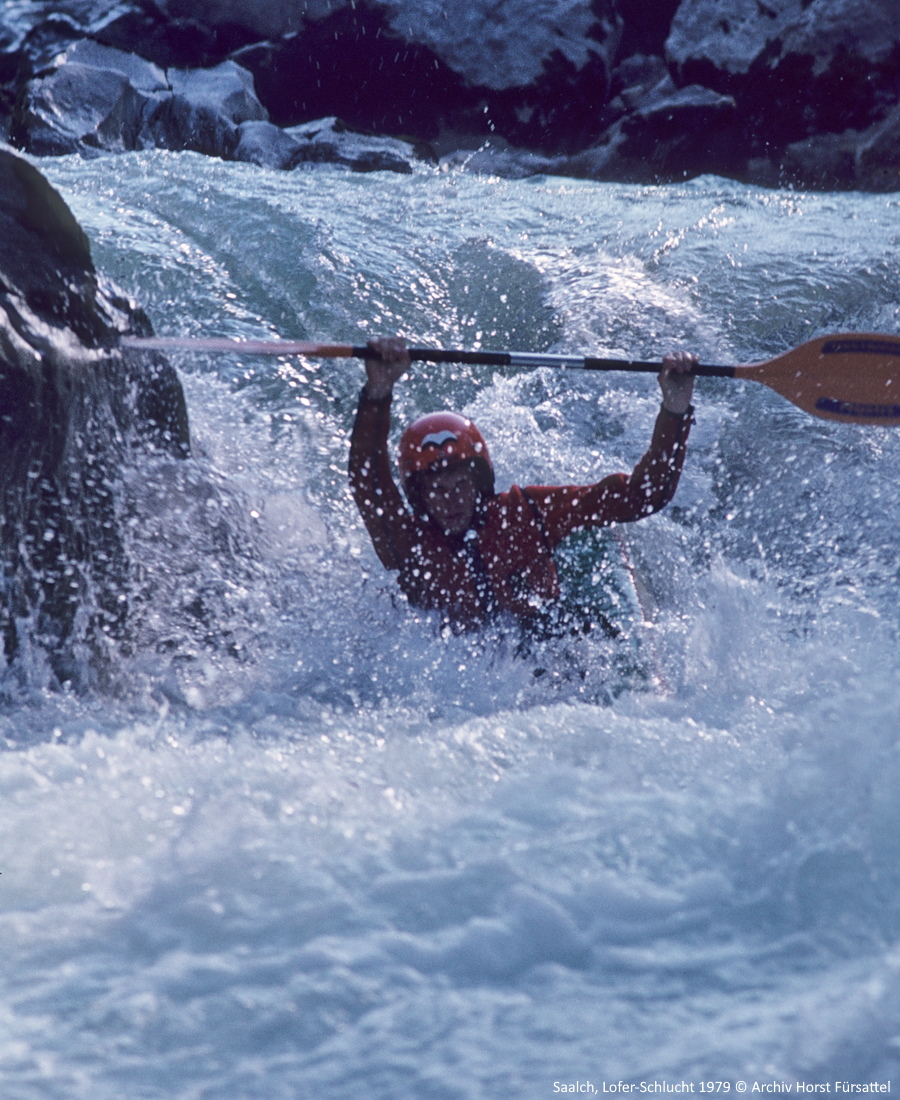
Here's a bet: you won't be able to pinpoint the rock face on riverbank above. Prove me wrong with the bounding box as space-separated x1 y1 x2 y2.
0 143 190 686
1 0 898 189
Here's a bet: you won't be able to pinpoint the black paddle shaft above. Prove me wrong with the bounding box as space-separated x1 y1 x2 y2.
355 345 736 378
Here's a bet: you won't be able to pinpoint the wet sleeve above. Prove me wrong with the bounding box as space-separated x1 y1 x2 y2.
525 404 694 546
348 388 415 570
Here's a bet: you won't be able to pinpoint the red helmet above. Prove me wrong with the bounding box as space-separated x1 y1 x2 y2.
398 412 494 509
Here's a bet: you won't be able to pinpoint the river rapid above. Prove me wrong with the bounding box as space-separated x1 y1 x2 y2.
2 151 900 1097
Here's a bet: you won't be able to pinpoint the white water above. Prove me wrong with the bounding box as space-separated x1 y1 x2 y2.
2 151 899 1097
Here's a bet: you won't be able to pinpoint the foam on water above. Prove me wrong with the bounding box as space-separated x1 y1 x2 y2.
0 151 897 1096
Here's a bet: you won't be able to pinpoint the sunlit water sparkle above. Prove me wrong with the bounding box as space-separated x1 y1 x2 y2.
0 150 898 1097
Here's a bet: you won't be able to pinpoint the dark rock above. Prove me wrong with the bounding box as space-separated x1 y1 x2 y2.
233 117 300 169
439 139 557 180
16 33 416 171
0 1 129 44
147 59 267 158
4 0 900 189
232 0 622 154
387 0 622 151
667 0 900 153
778 104 900 192
0 6 127 140
231 10 476 141
561 80 739 184
665 0 900 189
60 37 169 94
234 116 420 172
14 40 169 154
284 117 417 173
855 105 900 193
95 7 258 70
0 144 189 683
779 130 860 190
0 4 150 83
170 0 622 101
15 45 268 161
616 0 682 59
9 15 85 75
156 0 314 41
610 53 672 101
0 1 250 85
598 53 676 134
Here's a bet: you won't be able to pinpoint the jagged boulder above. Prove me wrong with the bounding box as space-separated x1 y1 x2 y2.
667 0 900 152
284 117 417 172
235 115 419 172
14 35 420 170
231 0 624 154
776 104 900 192
15 43 268 159
0 143 189 684
0 1 251 75
233 117 301 170
3 0 900 188
14 39 169 154
560 60 739 183
147 59 267 157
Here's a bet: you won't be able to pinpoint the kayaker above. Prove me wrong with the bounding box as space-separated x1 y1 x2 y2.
349 336 696 632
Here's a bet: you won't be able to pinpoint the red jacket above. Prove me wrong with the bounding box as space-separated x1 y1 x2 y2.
349 390 692 630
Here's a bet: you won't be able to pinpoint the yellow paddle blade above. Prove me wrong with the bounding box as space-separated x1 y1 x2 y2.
738 333 900 425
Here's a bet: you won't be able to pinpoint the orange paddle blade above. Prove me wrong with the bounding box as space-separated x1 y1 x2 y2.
737 334 900 425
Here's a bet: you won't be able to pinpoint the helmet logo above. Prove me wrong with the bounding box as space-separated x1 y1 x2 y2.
420 430 458 450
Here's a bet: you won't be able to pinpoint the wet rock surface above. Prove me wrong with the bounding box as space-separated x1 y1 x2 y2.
1 0 899 188
0 143 190 685
666 0 900 189
236 116 418 173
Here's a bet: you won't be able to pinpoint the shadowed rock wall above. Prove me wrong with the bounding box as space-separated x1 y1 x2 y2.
2 1 899 188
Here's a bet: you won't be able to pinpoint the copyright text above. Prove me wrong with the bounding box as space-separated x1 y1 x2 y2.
552 1084 892 1096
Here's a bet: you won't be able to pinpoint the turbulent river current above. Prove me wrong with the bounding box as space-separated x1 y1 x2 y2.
2 151 900 1096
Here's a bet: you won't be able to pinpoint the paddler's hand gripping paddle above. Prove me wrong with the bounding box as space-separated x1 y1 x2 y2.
120 332 900 427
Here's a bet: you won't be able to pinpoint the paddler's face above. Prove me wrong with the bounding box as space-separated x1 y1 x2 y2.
422 463 479 535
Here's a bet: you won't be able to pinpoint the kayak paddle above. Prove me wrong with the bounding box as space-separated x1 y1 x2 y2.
121 332 900 427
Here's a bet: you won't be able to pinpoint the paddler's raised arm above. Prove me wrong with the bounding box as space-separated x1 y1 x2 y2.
586 348 697 525
348 336 415 571
519 349 698 545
